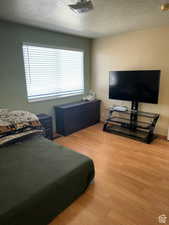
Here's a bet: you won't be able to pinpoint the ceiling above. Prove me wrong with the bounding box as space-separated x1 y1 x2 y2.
0 0 169 38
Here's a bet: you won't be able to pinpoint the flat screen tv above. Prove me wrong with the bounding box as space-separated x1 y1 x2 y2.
109 70 160 105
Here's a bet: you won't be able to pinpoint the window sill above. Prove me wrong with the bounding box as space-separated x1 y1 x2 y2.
28 92 84 103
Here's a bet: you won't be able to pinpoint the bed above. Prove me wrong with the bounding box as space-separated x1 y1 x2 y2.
0 135 95 225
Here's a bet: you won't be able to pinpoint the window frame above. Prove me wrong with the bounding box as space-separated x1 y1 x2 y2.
22 42 85 103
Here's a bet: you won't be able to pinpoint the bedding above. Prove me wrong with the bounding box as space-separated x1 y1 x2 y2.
0 109 42 146
0 134 95 225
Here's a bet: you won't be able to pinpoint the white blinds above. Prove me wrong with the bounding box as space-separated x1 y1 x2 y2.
23 44 84 102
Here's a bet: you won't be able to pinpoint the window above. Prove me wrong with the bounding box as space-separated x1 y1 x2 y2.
23 44 84 102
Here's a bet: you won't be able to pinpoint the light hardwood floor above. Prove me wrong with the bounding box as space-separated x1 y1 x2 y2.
50 123 169 225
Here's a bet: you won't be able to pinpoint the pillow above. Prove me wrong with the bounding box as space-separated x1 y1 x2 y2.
0 108 10 119
0 109 12 137
0 110 42 138
8 110 41 130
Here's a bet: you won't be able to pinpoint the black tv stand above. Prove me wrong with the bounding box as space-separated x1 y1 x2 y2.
103 106 160 143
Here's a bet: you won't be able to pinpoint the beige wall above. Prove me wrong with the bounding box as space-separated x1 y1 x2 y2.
92 26 169 136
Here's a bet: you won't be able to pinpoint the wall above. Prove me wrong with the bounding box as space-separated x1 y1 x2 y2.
92 26 169 136
0 20 91 131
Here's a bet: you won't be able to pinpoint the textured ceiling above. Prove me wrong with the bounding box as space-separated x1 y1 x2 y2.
0 0 169 38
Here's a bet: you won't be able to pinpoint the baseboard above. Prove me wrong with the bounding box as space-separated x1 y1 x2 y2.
158 134 167 140
53 133 62 139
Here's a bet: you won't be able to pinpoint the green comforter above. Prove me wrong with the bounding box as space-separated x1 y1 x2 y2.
0 135 95 225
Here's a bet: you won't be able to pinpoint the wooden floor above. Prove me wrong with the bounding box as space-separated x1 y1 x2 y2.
50 123 169 225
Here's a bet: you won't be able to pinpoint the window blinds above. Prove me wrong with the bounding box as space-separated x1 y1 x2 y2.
23 44 84 102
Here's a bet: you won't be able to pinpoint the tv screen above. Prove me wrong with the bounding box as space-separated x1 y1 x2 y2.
109 70 160 104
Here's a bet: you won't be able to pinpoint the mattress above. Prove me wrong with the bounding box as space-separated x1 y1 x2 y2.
0 135 95 225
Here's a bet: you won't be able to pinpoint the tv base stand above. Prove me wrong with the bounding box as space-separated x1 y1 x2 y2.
103 108 160 143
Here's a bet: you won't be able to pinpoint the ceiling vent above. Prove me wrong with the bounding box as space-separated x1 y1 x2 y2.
69 0 94 13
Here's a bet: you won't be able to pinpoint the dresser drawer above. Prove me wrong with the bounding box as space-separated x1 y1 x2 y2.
40 119 52 129
37 114 53 140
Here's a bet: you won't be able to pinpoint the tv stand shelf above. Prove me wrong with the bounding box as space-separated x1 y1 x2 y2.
103 108 160 143
108 116 151 129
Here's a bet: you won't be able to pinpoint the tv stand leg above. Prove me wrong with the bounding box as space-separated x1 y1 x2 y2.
103 122 108 131
131 100 138 111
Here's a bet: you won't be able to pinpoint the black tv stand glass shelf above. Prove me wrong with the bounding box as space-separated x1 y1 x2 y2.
103 107 160 143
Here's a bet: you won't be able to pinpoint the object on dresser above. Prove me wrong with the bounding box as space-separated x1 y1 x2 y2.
82 90 96 101
54 100 101 136
37 114 53 140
